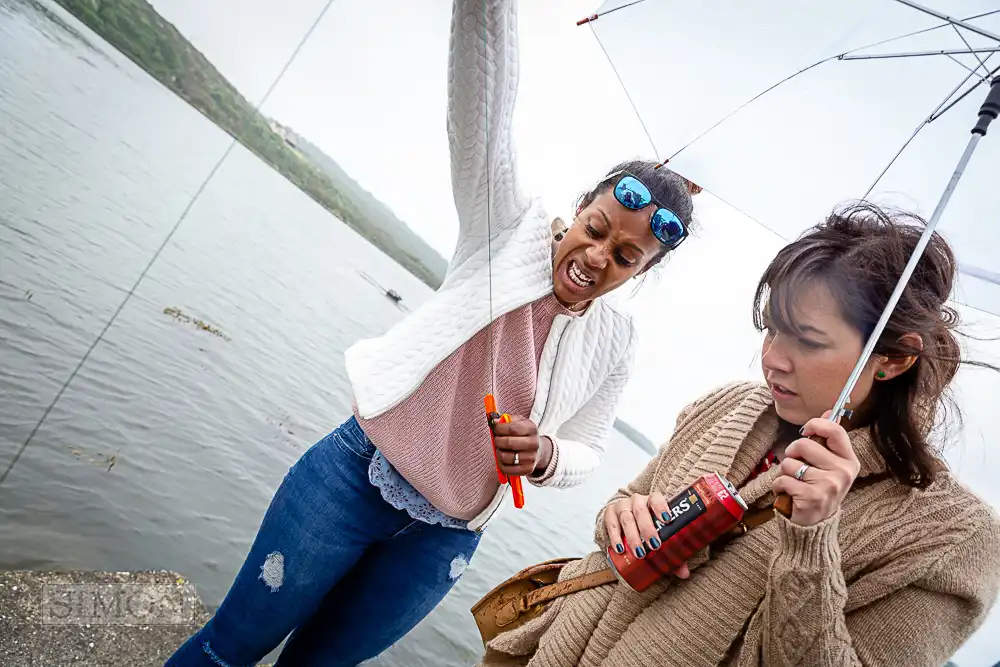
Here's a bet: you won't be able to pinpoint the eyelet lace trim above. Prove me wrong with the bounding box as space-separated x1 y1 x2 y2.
369 450 468 530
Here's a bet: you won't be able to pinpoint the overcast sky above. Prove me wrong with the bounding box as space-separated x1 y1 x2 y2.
148 2 1000 662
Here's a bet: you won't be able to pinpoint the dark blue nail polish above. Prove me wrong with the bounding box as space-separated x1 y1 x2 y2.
615 543 624 554
661 511 672 522
635 546 646 559
649 537 661 550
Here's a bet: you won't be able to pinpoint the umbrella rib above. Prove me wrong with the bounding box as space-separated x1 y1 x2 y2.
592 31 661 157
893 0 1000 43
944 53 990 81
594 0 648 20
929 60 1000 122
952 23 992 77
587 3 1000 164
577 0 650 25
667 58 832 161
839 46 1000 60
669 12 1000 161
863 57 998 199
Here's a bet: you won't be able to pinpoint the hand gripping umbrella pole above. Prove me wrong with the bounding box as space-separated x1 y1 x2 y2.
774 75 1000 517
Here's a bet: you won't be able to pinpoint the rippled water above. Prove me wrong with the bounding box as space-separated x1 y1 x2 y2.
0 2 654 664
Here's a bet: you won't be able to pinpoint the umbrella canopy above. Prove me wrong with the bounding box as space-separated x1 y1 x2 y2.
582 0 1000 315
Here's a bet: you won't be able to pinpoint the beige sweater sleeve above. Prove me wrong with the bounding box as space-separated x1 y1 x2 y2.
761 510 1000 666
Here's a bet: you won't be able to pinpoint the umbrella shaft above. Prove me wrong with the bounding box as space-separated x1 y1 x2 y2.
830 132 982 421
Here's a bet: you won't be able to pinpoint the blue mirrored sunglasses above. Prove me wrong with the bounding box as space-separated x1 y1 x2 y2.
610 173 687 249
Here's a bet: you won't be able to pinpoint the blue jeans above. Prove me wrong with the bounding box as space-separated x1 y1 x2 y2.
166 417 482 667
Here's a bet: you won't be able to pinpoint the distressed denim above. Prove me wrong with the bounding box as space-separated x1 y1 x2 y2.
166 417 482 667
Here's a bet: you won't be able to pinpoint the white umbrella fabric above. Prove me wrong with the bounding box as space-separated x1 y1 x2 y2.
581 0 1000 317
579 0 1000 424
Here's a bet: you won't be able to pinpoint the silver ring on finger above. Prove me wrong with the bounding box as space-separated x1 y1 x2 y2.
513 452 519 466
794 463 811 481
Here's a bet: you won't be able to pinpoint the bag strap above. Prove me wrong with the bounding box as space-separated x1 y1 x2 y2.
513 505 777 612
511 472 894 613
523 568 619 608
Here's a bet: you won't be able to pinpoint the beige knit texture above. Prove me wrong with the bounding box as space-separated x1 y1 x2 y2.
478 382 1000 667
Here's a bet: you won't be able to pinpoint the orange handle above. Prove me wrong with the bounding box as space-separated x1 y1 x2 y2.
484 395 507 484
484 395 525 509
498 414 525 509
773 492 793 517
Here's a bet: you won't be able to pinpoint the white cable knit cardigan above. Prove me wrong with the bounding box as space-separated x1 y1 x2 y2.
344 0 637 531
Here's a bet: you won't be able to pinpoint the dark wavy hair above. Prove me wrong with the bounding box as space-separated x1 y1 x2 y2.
576 160 696 269
753 201 994 488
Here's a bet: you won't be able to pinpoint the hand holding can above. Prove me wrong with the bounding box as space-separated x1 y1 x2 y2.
604 494 692 578
606 473 747 592
604 493 668 559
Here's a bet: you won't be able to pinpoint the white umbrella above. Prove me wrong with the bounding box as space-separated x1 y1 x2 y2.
579 0 1000 430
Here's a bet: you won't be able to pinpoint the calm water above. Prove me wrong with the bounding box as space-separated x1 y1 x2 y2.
5 2 1000 666
0 2 654 665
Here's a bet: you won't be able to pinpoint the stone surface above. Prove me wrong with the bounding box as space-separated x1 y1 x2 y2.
0 570 210 667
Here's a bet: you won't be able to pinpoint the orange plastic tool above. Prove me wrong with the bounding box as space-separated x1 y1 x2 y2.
484 394 525 509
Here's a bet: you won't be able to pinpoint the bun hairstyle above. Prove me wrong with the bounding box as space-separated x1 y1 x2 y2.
576 160 696 268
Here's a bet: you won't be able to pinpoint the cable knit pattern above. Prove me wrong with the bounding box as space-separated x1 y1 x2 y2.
359 296 576 521
477 382 1000 667
344 0 637 530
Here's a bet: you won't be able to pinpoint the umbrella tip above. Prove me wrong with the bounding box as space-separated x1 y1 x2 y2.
576 14 598 26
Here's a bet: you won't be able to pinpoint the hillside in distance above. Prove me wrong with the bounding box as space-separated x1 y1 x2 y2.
278 123 448 286
53 0 446 288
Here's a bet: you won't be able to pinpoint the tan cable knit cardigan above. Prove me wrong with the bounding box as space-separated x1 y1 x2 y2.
477 383 1000 667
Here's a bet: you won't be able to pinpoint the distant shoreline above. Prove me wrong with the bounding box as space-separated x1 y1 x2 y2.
51 0 446 289
615 419 657 455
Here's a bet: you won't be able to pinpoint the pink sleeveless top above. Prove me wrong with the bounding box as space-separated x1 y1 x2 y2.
355 294 578 520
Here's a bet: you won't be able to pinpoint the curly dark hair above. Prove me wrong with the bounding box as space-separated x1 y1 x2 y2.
753 201 994 488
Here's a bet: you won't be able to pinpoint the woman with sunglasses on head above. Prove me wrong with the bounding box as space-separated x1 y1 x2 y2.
165 0 692 665
476 203 1000 667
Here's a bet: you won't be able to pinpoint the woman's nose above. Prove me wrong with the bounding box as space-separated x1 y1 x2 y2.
583 243 609 270
761 334 793 373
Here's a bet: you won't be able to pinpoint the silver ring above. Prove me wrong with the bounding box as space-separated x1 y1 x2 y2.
794 463 811 481
513 453 519 466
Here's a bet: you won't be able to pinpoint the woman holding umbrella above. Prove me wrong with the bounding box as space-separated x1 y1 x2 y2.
476 202 1000 667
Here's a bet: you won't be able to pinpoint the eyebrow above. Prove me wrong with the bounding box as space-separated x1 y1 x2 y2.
596 206 611 227
798 324 828 337
762 309 828 338
596 206 647 256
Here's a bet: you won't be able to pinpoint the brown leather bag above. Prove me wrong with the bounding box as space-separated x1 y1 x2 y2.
471 557 617 643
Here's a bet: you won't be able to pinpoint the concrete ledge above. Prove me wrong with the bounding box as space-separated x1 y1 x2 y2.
0 570 209 667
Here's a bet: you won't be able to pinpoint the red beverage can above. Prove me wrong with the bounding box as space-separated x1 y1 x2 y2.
606 472 748 592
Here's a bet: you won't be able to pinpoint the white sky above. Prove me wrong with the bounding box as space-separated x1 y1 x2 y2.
149 1 1000 663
